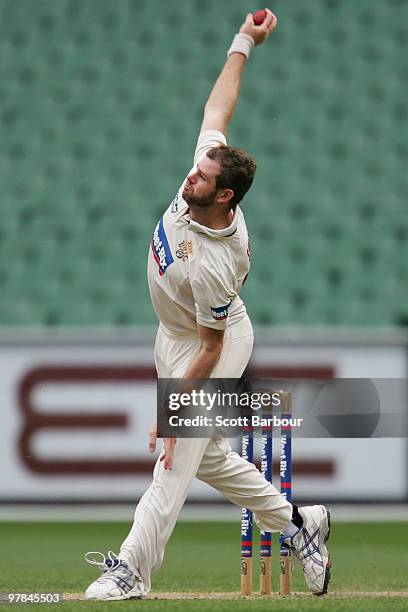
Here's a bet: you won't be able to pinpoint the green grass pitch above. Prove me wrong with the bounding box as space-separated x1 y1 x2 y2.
0 520 407 610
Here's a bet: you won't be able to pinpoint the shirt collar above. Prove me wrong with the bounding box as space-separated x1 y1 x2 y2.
183 207 240 239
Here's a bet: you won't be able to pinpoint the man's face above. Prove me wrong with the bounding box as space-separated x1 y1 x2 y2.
182 156 221 208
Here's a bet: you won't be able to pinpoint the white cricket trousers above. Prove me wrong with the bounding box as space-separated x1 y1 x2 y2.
120 316 292 593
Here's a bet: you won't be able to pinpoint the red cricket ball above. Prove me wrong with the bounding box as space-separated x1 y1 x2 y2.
253 9 267 25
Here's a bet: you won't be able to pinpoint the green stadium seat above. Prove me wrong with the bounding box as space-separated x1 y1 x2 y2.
0 0 405 327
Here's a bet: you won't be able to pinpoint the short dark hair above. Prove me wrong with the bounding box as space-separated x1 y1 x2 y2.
206 145 257 210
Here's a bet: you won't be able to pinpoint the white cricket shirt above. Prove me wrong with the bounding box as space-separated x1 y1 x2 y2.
147 130 250 335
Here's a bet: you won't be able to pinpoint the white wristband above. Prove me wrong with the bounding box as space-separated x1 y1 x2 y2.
227 33 255 59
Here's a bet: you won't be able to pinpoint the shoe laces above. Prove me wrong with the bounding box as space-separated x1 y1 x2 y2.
85 550 120 572
85 549 144 595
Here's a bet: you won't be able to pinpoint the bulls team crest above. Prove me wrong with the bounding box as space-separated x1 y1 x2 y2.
151 217 174 275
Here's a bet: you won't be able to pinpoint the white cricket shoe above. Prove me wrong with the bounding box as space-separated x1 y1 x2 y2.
285 505 331 595
84 551 144 600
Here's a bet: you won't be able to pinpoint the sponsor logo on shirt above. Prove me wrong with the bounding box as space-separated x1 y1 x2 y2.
211 301 232 321
176 240 193 262
151 217 174 275
170 192 180 213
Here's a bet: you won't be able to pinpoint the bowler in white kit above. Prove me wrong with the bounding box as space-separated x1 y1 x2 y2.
85 9 331 600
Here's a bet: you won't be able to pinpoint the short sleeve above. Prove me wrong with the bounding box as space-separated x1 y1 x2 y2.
194 130 227 165
191 259 236 330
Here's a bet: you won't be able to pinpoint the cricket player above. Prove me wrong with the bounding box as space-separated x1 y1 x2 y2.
85 9 331 599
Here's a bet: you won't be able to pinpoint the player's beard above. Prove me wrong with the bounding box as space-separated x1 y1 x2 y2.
183 187 218 208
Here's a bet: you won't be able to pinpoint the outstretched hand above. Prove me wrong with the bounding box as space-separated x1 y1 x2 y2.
239 8 278 45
